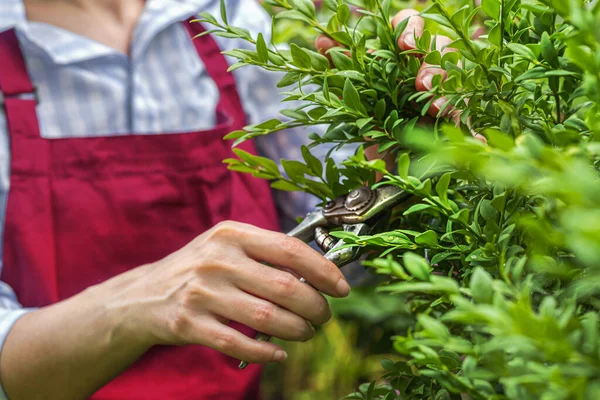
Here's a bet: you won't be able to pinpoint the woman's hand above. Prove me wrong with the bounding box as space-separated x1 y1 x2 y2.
1 221 349 399
316 9 486 142
104 220 349 364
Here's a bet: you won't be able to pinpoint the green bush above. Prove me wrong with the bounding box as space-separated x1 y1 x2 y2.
197 0 600 398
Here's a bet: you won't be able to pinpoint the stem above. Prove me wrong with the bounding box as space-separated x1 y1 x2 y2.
554 90 562 123
499 0 505 66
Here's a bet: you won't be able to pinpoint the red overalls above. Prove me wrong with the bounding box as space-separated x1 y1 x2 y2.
0 20 279 399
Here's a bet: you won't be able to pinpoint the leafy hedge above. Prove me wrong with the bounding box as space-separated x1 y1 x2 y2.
196 0 600 398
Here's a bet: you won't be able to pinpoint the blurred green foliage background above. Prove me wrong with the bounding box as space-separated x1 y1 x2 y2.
261 288 413 399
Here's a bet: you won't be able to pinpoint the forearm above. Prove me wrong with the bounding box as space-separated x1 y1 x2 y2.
0 268 152 400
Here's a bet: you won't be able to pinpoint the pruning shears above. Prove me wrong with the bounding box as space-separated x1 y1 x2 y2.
238 184 412 369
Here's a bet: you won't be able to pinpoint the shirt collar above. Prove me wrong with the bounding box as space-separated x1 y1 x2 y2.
0 0 212 64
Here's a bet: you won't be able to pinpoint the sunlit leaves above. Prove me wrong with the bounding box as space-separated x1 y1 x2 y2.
201 0 600 398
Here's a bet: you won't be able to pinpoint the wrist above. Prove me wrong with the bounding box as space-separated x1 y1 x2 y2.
83 266 156 352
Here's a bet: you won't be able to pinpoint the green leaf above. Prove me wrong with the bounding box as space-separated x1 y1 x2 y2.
275 9 313 23
480 200 498 221
470 267 494 303
223 130 246 140
393 17 410 43
403 252 432 281
488 23 502 47
403 203 435 216
251 118 282 130
219 0 228 25
425 50 442 65
481 0 501 20
197 12 218 25
397 153 410 179
292 0 316 18
232 149 280 176
277 72 303 88
342 79 365 115
415 179 432 196
356 117 373 129
419 315 450 340
330 31 353 46
421 13 453 29
435 173 451 206
330 51 354 70
324 0 339 11
301 145 323 177
485 128 514 150
227 62 248 72
334 70 367 82
290 44 311 68
507 43 537 61
540 32 559 68
271 180 301 191
337 4 350 24
256 33 268 63
450 209 469 225
282 159 314 179
381 359 395 371
415 230 439 247
374 99 386 122
431 251 455 265
306 50 331 72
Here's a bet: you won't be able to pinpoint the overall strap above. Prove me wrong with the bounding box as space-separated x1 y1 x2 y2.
183 20 245 116
0 29 41 139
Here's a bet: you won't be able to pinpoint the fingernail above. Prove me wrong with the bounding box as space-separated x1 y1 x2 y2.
403 34 416 49
422 74 433 90
274 350 288 362
432 97 448 116
306 320 316 337
474 133 487 143
336 278 351 297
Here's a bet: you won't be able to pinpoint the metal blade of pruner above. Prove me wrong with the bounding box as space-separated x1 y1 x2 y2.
238 185 411 369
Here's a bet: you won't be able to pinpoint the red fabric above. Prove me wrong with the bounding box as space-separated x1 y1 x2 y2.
0 21 279 399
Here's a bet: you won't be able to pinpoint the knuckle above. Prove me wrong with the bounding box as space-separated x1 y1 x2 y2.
185 281 213 304
208 221 250 243
198 257 233 275
253 303 276 325
279 236 304 258
274 273 297 297
213 331 237 353
166 305 191 342
211 221 238 238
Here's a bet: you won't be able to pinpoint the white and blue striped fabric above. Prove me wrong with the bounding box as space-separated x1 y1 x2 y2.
0 0 352 390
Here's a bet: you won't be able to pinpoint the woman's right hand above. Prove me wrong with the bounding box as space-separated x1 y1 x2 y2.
102 220 350 364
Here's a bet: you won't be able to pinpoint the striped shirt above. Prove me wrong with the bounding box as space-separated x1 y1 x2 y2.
0 0 350 392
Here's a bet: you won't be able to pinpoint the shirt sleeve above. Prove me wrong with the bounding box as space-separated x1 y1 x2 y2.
210 0 358 230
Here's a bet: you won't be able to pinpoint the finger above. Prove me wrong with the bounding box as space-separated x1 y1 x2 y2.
432 35 455 55
212 290 315 342
413 35 458 116
202 321 288 364
231 224 350 298
416 35 456 91
234 261 331 325
428 96 452 118
416 63 447 92
315 35 340 54
391 9 424 51
462 114 488 143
